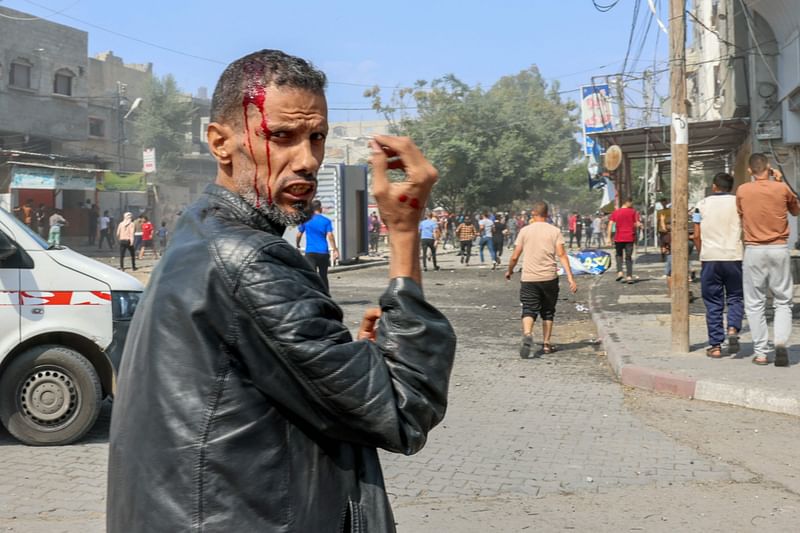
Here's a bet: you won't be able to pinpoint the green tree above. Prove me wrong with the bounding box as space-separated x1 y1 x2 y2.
131 74 192 182
365 67 583 214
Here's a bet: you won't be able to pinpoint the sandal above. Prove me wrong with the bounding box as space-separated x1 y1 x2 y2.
616 272 624 281
706 345 722 359
626 277 634 285
542 343 557 354
752 355 769 366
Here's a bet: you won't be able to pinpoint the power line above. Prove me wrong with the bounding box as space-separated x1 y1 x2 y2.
592 0 623 13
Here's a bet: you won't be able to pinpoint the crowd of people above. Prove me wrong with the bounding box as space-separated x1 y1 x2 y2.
11 199 169 271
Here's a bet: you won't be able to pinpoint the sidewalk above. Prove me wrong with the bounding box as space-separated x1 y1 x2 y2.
590 252 800 416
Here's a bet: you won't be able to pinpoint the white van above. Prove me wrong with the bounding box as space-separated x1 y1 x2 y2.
0 207 144 445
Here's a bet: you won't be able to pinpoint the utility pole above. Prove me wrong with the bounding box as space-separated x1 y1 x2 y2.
615 75 626 131
612 74 629 199
116 81 128 171
669 0 689 353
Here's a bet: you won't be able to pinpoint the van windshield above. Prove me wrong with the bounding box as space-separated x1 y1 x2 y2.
1 208 49 249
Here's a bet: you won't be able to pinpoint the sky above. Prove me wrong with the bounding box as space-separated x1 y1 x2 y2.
0 0 671 124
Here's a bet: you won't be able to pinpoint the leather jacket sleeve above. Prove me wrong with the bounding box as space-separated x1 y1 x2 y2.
232 239 456 455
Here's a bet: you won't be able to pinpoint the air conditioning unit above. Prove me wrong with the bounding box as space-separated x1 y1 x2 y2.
755 120 782 140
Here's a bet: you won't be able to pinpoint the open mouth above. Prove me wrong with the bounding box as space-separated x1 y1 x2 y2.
284 182 315 197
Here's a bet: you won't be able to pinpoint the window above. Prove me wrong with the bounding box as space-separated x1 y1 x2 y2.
54 70 74 96
10 61 32 89
89 117 105 138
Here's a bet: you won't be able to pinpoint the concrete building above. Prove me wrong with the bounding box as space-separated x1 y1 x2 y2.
0 6 89 151
62 51 152 173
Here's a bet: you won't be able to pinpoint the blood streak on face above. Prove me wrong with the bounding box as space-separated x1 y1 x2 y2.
241 62 274 206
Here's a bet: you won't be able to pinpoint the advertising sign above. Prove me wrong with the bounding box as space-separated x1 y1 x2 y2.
581 84 614 156
143 148 157 173
97 172 147 192
11 167 96 190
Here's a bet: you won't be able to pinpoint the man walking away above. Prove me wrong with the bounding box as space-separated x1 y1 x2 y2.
456 217 478 265
419 211 441 272
693 173 744 358
506 201 577 358
736 153 800 366
492 214 507 264
98 210 113 249
607 198 642 284
138 215 157 260
116 212 136 271
297 199 339 291
478 212 497 267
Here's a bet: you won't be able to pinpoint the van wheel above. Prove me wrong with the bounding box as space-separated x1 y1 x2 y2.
0 345 102 446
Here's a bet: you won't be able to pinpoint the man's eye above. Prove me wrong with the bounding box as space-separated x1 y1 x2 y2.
270 131 289 139
311 133 326 141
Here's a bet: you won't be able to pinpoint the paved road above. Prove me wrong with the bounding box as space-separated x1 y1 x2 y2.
1 251 799 531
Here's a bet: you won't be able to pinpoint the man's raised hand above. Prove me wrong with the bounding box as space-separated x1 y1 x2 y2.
369 135 438 234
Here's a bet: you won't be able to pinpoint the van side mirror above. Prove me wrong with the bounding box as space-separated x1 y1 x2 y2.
0 232 17 260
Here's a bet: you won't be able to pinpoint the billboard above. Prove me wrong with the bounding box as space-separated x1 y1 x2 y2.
581 84 614 156
97 172 147 192
11 167 97 190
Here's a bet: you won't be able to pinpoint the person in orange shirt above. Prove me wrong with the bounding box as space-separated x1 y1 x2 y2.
736 153 800 366
506 201 577 358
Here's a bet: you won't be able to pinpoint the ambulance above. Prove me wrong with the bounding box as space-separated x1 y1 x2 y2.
0 207 144 445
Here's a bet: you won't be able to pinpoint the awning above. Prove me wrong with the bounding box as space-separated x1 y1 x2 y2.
587 118 750 160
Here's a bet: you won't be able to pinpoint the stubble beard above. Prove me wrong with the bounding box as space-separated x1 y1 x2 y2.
237 183 313 227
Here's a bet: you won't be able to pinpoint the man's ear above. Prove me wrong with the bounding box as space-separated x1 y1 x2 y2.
207 122 235 165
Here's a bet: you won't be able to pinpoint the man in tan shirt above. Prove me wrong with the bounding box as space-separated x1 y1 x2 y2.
736 153 800 366
506 201 577 358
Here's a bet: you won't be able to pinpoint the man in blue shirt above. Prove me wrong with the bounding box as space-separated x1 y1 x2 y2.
297 200 339 290
419 211 441 272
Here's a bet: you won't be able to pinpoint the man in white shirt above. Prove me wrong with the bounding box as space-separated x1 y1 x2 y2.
98 210 113 250
693 172 743 358
478 212 497 267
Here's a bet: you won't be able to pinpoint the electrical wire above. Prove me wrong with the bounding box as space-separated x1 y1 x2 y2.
593 0 623 13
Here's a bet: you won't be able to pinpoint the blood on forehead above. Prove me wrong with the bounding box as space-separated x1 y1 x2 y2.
241 61 273 206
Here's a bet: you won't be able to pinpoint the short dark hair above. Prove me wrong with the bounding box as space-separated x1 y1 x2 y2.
532 201 549 217
749 153 769 174
712 172 734 192
311 199 322 212
210 49 327 126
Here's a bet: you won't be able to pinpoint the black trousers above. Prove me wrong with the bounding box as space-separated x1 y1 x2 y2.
421 238 438 269
119 239 136 270
306 252 330 290
615 241 634 276
459 240 473 263
99 228 114 249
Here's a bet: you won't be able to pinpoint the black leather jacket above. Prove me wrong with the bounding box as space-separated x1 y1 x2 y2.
107 184 456 532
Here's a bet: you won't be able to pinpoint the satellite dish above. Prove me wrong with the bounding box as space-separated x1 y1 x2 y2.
604 145 623 171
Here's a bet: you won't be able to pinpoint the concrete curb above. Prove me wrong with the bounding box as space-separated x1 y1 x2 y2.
589 276 800 416
331 259 389 273
588 283 699 400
